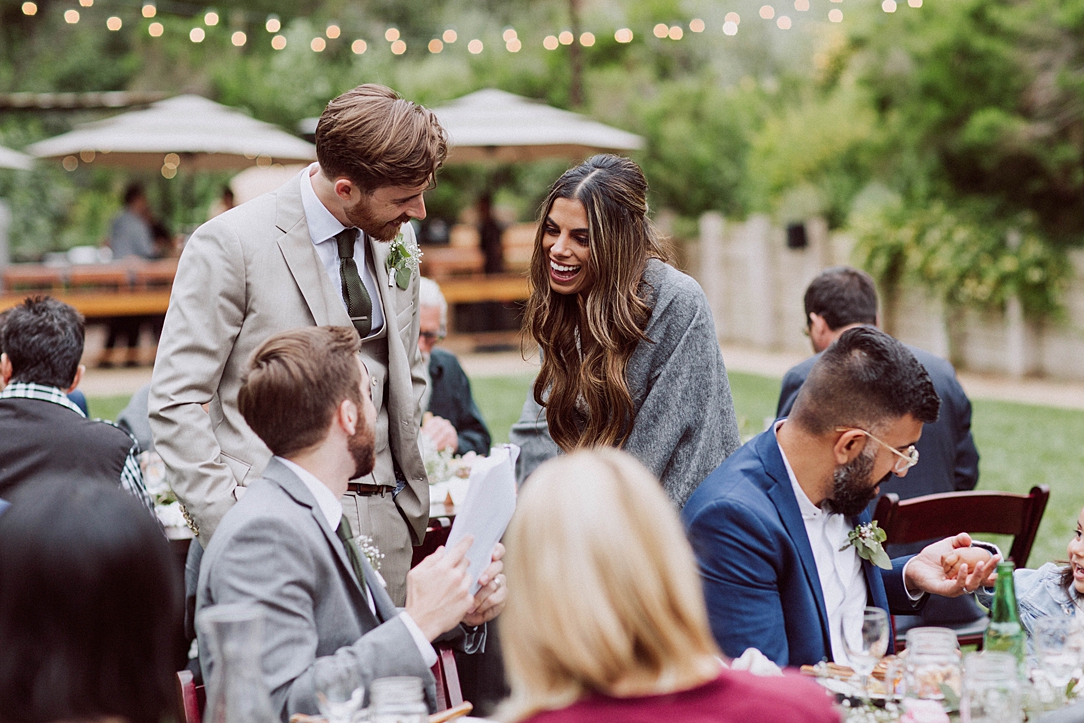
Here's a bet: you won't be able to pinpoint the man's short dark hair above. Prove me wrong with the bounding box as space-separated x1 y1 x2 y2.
804 266 878 331
123 183 145 206
0 296 85 388
791 326 940 435
238 326 364 458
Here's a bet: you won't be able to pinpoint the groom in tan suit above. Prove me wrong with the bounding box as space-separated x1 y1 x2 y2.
150 84 445 604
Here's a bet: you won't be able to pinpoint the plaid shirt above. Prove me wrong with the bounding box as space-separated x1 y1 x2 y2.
0 382 156 515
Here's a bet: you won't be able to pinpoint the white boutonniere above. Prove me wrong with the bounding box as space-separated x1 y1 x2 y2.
385 231 422 290
841 521 892 570
353 533 385 574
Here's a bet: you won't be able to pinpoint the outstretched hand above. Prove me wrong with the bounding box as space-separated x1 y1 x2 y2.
905 533 1001 597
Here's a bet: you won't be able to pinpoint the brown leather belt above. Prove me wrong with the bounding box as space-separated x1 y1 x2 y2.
346 483 395 497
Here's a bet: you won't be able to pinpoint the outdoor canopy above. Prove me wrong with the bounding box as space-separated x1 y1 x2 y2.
299 88 645 164
26 94 316 171
0 145 32 171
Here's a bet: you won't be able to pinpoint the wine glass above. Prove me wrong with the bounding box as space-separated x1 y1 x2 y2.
313 664 365 723
841 606 890 700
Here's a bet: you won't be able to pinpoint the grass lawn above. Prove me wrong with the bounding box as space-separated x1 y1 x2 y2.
89 370 1084 569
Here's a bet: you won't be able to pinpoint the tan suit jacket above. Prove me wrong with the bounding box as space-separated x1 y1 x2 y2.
149 173 429 546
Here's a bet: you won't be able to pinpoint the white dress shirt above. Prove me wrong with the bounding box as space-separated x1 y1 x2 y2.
773 425 867 666
275 457 436 667
299 164 385 337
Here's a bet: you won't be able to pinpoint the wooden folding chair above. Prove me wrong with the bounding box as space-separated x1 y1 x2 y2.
175 669 205 723
874 484 1050 649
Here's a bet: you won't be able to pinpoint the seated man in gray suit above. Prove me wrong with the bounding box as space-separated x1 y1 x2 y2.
196 326 506 719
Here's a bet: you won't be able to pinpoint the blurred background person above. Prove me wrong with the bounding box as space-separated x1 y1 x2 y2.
103 183 158 367
418 277 491 456
0 480 180 723
510 155 740 506
499 449 839 723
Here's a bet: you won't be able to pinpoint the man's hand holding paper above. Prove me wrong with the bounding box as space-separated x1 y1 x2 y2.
446 445 519 595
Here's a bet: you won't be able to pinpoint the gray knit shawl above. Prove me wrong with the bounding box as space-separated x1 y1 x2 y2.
509 259 741 507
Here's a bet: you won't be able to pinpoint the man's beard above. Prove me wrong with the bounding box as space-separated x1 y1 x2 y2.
345 198 410 242
823 447 889 518
348 416 376 480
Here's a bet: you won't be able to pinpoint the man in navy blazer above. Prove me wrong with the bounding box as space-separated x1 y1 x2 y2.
684 327 998 668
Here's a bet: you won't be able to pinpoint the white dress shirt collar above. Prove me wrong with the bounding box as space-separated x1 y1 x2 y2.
300 163 348 244
276 456 343 531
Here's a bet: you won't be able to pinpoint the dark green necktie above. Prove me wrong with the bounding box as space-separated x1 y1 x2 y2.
335 228 372 339
336 515 369 592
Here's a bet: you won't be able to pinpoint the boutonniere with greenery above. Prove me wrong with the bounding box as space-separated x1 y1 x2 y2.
385 231 422 290
841 521 891 570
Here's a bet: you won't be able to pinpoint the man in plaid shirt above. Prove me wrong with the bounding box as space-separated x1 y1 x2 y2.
0 296 154 513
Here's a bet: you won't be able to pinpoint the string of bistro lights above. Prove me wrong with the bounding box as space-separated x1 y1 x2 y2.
18 0 922 55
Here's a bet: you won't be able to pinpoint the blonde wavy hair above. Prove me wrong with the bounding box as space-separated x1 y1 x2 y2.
523 155 669 451
498 449 720 721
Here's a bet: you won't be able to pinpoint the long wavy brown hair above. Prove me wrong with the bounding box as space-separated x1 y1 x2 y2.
524 155 670 451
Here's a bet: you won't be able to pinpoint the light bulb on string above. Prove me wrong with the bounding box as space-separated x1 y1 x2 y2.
690 18 705 32
148 21 164 36
310 37 326 52
777 15 792 28
668 25 683 40
271 34 287 49
725 11 741 24
502 28 517 42
467 39 483 53
543 35 558 50
326 24 340 39
385 28 399 42
760 6 776 19
265 15 281 33
231 31 246 46
390 39 406 54
351 39 366 54
723 21 738 35
828 8 843 21
580 32 595 46
614 28 633 43
652 23 668 38
558 30 573 45
506 38 521 52
428 38 443 53
64 9 79 23
142 3 156 18
204 11 218 26
190 27 205 42
442 29 457 43
79 0 93 7
107 16 122 30
21 2 37 15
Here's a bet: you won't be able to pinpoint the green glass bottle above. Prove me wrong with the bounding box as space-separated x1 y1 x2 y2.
983 560 1025 665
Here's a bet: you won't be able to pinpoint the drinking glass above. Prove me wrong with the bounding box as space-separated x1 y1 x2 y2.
313 664 365 723
842 606 890 699
960 651 1022 723
1034 617 1081 706
902 626 962 702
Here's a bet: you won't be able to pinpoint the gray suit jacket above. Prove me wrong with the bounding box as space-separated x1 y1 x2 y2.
149 172 429 544
196 458 435 720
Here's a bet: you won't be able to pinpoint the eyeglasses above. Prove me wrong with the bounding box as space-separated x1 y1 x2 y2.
419 330 445 344
835 427 919 474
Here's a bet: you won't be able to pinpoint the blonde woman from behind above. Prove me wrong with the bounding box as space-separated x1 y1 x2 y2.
499 449 840 723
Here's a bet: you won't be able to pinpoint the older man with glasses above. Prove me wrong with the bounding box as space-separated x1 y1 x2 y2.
417 278 491 457
683 326 999 668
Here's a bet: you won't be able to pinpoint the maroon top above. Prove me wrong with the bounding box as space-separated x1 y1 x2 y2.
519 670 840 723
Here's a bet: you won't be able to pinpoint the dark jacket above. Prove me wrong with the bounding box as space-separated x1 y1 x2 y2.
0 396 137 501
428 348 491 456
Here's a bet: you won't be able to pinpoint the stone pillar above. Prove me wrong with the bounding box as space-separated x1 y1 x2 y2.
699 211 725 336
746 214 775 349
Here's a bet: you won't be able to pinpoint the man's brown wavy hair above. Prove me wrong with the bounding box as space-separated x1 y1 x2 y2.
315 84 447 193
524 155 669 451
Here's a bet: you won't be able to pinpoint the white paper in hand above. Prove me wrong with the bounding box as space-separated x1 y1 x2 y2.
446 444 519 594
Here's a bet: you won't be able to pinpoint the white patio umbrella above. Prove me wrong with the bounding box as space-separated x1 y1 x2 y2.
0 145 33 170
298 88 644 164
432 88 644 163
27 95 316 171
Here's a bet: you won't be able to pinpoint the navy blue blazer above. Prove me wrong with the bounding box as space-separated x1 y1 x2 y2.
682 429 924 668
